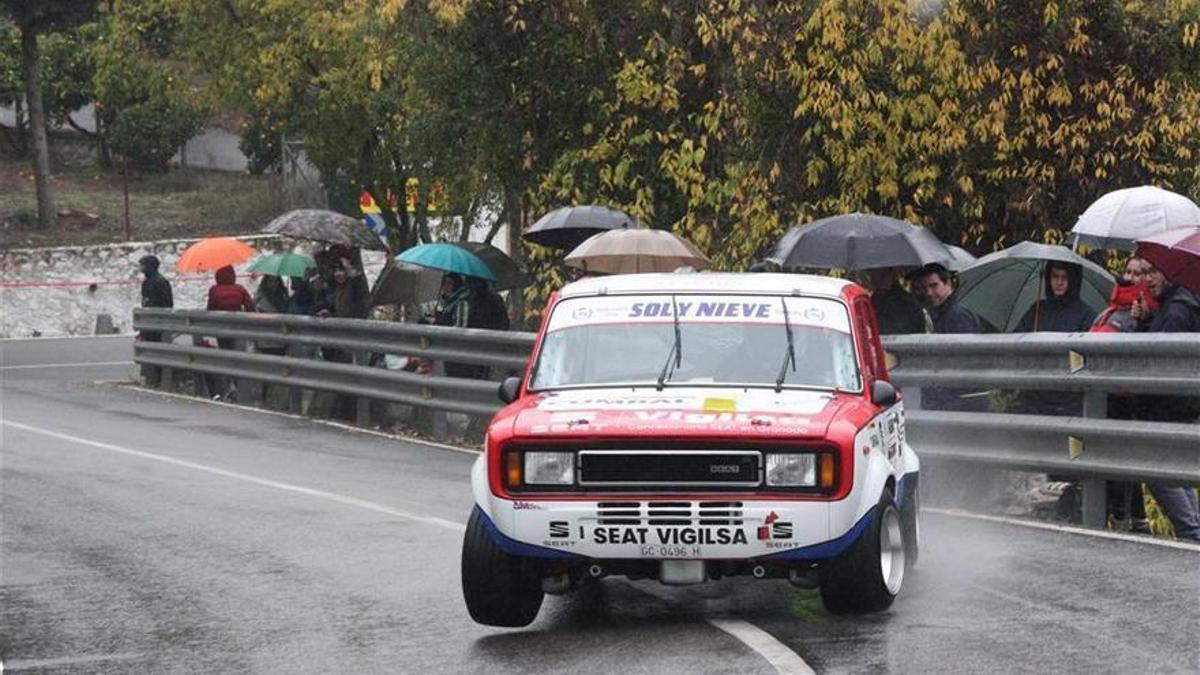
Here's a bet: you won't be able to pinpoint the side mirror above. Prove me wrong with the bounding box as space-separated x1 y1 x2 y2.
871 380 897 407
498 376 522 404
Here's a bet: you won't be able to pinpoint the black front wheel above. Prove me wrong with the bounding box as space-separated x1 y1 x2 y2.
819 490 905 614
461 507 544 627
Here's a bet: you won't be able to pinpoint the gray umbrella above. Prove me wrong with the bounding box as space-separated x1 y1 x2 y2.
263 209 388 251
956 241 1114 332
767 212 953 271
524 205 641 249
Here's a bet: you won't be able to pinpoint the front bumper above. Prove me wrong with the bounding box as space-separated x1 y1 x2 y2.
481 496 870 562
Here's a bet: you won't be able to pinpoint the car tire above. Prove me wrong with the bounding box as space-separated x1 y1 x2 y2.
901 487 920 570
461 506 545 627
819 489 905 614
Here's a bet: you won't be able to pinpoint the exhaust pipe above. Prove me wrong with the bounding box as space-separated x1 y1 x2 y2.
541 573 571 595
588 564 605 578
788 568 819 589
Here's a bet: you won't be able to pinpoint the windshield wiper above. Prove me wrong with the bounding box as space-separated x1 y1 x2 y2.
655 295 683 391
774 297 796 393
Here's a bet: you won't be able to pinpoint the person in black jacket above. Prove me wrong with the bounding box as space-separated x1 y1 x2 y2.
913 263 983 334
1012 261 1097 416
1131 263 1200 541
1014 261 1096 333
912 263 988 411
865 267 927 335
138 255 173 386
139 255 173 309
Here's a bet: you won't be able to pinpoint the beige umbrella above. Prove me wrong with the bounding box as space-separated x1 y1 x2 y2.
563 229 710 274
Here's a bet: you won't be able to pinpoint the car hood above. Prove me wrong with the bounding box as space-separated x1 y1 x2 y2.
508 387 847 442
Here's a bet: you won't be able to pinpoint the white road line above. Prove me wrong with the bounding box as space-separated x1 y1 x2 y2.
3 653 143 671
0 361 133 371
926 507 1200 551
3 416 815 674
0 334 132 343
631 583 815 675
705 618 815 675
1 420 465 533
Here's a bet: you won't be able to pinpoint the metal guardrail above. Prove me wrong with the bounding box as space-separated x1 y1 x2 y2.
135 309 535 371
885 333 1200 395
133 310 1198 527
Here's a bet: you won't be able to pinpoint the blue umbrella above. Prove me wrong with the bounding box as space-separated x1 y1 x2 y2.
397 243 497 281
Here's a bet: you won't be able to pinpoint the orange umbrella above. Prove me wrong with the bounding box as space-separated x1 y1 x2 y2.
175 237 257 273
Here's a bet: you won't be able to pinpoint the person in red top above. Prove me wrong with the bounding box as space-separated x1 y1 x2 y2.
207 265 256 313
204 265 255 400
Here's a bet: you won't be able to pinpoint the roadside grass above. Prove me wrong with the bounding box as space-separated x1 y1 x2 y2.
1 135 282 249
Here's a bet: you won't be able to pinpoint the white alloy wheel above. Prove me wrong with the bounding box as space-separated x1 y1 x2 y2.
879 504 905 595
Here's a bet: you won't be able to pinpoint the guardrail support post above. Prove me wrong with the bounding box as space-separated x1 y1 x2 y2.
1080 391 1108 529
190 335 210 397
354 350 371 426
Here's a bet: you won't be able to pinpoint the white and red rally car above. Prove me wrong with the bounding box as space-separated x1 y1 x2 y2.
462 273 919 626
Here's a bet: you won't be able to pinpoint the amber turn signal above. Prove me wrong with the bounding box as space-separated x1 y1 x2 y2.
505 452 523 487
819 454 835 488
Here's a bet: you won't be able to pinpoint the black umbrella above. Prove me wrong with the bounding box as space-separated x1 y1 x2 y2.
451 241 524 290
767 212 953 271
263 209 388 251
523 205 641 249
370 260 443 306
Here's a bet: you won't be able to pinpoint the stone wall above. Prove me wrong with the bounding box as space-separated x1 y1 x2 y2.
0 236 389 338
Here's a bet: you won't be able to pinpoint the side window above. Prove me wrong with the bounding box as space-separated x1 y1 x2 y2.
854 298 885 382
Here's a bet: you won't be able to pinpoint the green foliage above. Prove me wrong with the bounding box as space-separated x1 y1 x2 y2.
103 96 204 172
237 111 284 175
93 1 204 172
0 0 96 33
0 20 19 107
38 22 98 126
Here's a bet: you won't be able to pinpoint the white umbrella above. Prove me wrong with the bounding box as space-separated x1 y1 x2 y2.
945 245 976 271
564 229 709 274
1070 186 1200 251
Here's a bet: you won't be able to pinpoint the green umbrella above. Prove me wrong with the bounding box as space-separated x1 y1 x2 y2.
247 252 317 278
956 242 1114 332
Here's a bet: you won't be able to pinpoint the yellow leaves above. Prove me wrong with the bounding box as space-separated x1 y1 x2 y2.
427 0 467 24
957 175 974 195
1184 22 1199 48
379 0 407 23
1043 1 1059 25
368 60 384 91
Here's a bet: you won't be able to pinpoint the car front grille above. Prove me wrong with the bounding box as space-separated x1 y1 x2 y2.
578 450 761 487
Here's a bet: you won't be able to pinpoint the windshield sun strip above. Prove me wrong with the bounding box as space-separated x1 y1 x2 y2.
526 293 864 395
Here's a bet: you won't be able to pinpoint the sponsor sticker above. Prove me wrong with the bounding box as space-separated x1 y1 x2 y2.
547 294 851 333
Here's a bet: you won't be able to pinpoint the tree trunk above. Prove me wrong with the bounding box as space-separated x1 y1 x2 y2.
19 24 56 228
505 189 527 329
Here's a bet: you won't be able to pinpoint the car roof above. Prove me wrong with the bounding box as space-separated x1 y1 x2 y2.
559 272 856 299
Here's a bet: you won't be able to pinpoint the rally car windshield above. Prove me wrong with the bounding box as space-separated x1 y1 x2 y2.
529 294 861 392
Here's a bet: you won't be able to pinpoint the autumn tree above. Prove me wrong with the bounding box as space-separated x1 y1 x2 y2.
0 0 97 227
538 0 1200 274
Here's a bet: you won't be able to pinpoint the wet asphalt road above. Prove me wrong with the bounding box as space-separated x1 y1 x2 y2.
2 337 1198 674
